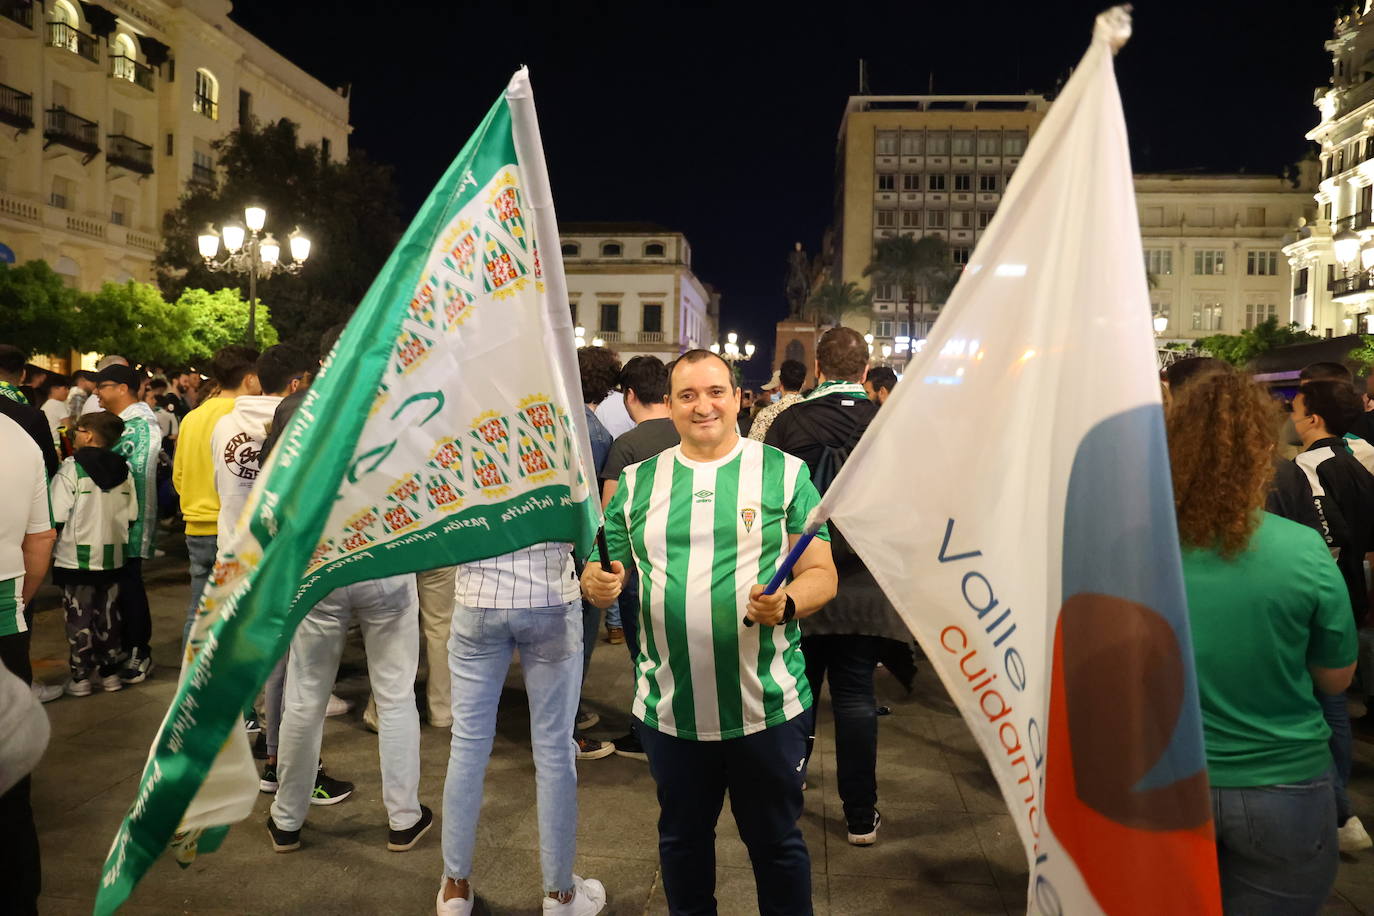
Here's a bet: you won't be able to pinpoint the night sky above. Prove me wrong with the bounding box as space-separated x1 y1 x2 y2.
232 0 1336 385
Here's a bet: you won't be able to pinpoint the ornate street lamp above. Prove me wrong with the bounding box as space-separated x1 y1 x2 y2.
199 205 311 346
709 331 755 383
1153 314 1168 336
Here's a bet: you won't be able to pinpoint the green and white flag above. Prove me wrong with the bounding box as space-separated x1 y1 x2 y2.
95 69 599 913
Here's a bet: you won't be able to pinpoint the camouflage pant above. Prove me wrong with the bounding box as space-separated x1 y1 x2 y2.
62 582 121 680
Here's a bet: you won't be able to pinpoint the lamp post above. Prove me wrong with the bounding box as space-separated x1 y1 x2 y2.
709 331 755 385
1153 314 1168 337
198 205 311 346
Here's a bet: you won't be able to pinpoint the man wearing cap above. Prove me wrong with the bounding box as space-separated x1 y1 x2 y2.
748 359 807 443
94 365 160 684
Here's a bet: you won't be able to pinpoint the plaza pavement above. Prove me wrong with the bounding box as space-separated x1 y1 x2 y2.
23 544 1374 914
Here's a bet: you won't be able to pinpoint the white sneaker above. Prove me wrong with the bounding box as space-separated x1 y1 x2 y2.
542 875 606 915
325 693 351 717
1340 816 1373 853
31 683 64 703
64 678 93 697
100 673 123 692
436 882 474 916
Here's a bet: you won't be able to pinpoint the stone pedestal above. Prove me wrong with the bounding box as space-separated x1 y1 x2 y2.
772 320 822 387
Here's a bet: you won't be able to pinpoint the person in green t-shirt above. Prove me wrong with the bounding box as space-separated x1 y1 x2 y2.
582 349 837 916
1167 365 1356 915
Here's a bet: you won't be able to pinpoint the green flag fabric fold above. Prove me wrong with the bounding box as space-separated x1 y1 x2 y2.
95 68 599 914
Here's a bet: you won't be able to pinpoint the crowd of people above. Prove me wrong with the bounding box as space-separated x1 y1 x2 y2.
6 322 1373 914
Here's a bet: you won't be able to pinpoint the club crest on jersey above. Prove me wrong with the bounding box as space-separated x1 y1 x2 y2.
740 508 756 532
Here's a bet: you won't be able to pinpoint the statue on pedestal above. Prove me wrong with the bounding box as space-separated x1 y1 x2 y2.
785 242 811 320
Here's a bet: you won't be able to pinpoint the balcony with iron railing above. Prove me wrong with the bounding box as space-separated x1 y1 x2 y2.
46 21 98 64
1336 210 1373 233
109 55 154 92
0 0 33 31
0 82 32 130
43 107 98 159
1330 271 1374 299
107 134 152 175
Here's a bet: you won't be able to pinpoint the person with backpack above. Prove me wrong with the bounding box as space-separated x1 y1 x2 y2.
765 326 911 848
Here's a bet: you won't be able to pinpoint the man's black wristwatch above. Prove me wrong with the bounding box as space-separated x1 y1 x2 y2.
781 594 797 623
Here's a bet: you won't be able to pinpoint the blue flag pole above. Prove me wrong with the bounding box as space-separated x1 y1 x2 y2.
743 519 822 627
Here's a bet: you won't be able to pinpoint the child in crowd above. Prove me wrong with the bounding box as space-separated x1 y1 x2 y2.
50 411 140 696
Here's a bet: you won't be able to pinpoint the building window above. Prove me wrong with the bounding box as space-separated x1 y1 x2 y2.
1244 302 1278 328
49 175 72 210
1144 249 1173 276
1294 267 1309 295
239 89 252 128
644 242 665 257
875 320 892 337
926 210 946 228
561 242 579 257
951 132 974 155
977 132 1002 156
193 69 219 120
642 303 663 334
902 173 920 191
876 173 896 191
320 137 331 164
900 210 920 228
874 283 896 301
600 241 622 257
1324 202 1333 222
1004 132 1028 156
192 141 214 185
951 211 972 228
927 174 946 191
926 131 949 155
951 247 971 266
1193 249 1225 275
953 174 971 191
599 302 620 333
977 210 994 229
111 195 130 226
900 132 922 155
979 174 999 192
1246 251 1277 276
1191 298 1224 331
875 131 898 156
875 210 895 228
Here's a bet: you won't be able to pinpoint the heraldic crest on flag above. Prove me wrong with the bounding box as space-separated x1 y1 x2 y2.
95 69 598 914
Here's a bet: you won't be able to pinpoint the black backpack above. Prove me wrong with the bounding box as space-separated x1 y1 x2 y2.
808 416 865 560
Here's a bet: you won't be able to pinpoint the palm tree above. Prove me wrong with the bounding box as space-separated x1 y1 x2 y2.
863 236 958 359
803 280 873 328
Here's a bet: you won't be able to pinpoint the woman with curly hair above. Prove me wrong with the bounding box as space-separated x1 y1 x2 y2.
1168 365 1356 915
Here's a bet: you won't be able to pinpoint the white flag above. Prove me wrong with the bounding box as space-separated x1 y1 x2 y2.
816 9 1221 915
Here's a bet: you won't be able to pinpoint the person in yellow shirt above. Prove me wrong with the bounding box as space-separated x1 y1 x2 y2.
172 345 259 650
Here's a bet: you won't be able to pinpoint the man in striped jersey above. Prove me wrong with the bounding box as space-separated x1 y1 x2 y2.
582 349 838 915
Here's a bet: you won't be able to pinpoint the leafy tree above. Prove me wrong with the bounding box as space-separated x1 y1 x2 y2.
863 236 957 343
1196 317 1321 367
176 287 278 365
803 280 873 328
1347 335 1374 371
156 119 403 349
0 260 82 355
76 281 194 366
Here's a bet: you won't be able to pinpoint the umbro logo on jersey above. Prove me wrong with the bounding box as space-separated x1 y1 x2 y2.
694 489 714 503
740 508 756 532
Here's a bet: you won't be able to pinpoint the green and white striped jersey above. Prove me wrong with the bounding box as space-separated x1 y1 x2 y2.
112 402 160 559
604 436 829 741
50 457 139 573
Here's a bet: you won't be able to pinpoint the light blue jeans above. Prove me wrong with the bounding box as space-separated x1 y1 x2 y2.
442 600 582 893
270 576 422 832
183 534 217 649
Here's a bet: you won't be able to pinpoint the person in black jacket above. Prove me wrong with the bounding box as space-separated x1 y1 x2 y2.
765 326 909 848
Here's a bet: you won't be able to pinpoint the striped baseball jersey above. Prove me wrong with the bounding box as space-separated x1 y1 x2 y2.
50 457 139 574
112 401 160 559
603 436 829 741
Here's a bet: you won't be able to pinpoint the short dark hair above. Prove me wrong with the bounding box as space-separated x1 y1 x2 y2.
816 327 868 381
1164 357 1228 391
39 372 70 396
866 366 897 394
667 349 736 393
779 359 807 391
23 363 47 384
620 355 669 404
0 345 26 376
1298 379 1362 436
319 323 348 365
577 346 621 405
209 345 260 389
1300 361 1353 385
72 369 96 384
76 410 125 447
256 344 310 395
147 377 168 393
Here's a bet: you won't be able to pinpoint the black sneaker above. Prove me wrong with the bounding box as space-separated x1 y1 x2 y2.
244 715 262 735
611 731 648 762
267 816 300 853
310 767 354 806
260 763 279 794
251 731 269 761
574 734 614 760
118 648 153 685
847 809 881 846
387 804 433 852
576 706 599 730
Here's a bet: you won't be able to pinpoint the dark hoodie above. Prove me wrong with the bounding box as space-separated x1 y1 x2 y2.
74 447 130 491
